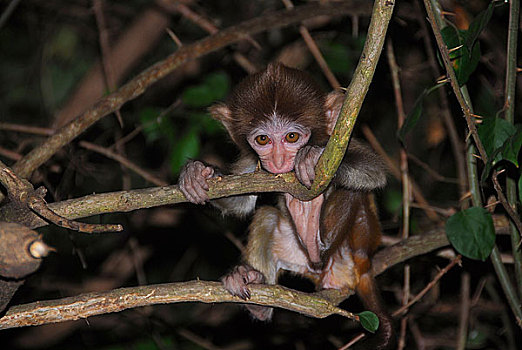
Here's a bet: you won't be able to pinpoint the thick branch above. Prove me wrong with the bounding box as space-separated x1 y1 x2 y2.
312 0 395 195
0 281 354 330
0 172 304 229
1 218 512 330
0 230 443 330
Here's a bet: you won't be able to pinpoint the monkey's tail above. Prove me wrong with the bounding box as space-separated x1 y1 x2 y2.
355 273 396 350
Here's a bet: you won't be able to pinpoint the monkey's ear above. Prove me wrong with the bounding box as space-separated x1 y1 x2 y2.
209 102 239 143
209 102 231 122
324 91 345 135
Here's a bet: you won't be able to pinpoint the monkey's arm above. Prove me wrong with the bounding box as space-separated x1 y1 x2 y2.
335 139 387 191
179 154 258 217
294 139 386 191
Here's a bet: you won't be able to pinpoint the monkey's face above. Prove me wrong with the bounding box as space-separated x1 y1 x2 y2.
247 119 311 174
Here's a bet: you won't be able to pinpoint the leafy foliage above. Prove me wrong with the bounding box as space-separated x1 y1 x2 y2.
440 26 481 86
397 84 443 143
440 2 495 86
357 311 379 333
445 207 495 261
182 72 230 107
478 118 521 181
465 1 495 50
141 72 229 174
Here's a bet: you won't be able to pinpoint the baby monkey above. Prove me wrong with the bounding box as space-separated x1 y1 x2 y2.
179 63 393 349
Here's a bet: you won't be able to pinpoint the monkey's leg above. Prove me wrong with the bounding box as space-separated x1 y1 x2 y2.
222 206 309 320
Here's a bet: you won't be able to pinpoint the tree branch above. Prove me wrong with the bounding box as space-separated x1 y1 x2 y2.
0 215 512 330
312 0 395 195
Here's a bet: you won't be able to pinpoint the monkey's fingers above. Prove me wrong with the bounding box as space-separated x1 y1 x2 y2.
180 175 208 204
295 153 315 188
194 166 214 192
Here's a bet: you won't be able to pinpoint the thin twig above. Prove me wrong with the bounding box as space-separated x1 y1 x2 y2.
492 170 522 247
282 0 340 89
158 0 260 70
408 153 459 184
92 0 123 127
0 160 122 233
503 0 522 298
386 39 411 350
0 0 22 30
361 125 440 221
0 147 22 161
392 255 461 317
0 123 54 136
27 193 123 233
338 333 366 350
456 272 470 350
79 141 168 187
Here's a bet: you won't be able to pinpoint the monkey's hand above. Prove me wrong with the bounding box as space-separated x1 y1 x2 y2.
294 145 324 188
221 264 265 300
179 160 216 204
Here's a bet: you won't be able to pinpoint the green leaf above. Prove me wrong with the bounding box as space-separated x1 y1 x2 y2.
465 2 495 51
139 108 176 143
481 147 503 184
478 117 517 162
440 26 481 86
500 125 522 167
383 189 402 216
205 72 230 101
358 311 379 333
182 72 230 107
398 84 443 143
445 207 495 261
199 113 224 135
475 85 498 118
170 128 200 174
441 26 461 58
322 42 352 74
183 85 215 107
140 108 162 142
456 40 480 86
48 27 80 60
466 327 489 348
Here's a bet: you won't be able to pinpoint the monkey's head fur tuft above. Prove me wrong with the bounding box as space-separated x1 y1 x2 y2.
209 63 330 152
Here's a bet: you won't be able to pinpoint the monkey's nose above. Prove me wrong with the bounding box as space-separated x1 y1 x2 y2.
273 155 286 170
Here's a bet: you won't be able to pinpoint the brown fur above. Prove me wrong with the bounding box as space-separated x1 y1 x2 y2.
210 63 330 150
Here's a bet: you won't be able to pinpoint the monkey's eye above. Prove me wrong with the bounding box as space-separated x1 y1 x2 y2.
285 132 300 143
255 135 270 145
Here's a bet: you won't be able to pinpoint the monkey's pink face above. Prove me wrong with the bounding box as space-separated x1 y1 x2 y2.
247 120 311 174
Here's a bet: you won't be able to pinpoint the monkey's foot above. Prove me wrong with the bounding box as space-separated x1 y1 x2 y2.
221 264 265 300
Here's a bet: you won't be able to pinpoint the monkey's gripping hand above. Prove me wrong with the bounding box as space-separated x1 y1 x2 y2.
222 264 274 321
294 145 324 188
179 160 217 204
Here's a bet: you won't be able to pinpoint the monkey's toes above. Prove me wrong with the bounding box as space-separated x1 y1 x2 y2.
221 273 251 300
221 264 265 300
